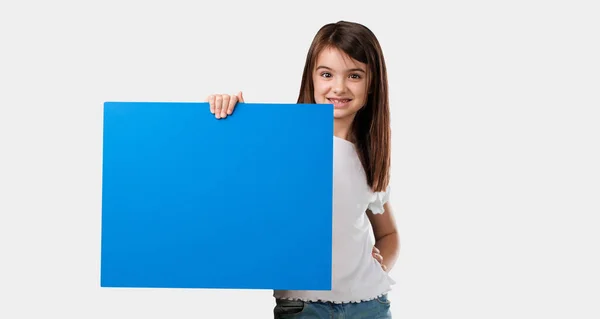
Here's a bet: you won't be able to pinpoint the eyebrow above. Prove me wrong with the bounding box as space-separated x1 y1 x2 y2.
316 65 366 73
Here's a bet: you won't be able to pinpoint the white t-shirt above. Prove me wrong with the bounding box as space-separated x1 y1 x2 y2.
273 136 395 303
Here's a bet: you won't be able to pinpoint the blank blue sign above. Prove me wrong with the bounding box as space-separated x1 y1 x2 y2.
101 102 333 290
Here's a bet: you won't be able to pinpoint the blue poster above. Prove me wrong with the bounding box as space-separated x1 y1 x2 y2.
100 101 333 290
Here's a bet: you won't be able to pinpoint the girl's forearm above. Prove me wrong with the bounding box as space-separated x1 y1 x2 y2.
375 232 400 272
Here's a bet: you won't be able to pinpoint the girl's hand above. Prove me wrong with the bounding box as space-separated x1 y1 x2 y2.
206 91 244 119
372 246 387 271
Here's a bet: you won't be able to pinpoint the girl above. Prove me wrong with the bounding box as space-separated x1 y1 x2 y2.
207 20 399 319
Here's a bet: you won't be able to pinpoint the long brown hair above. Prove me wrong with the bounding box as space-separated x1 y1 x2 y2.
297 21 391 193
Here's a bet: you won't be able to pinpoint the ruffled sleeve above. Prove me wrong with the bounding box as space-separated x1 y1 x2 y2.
367 184 391 214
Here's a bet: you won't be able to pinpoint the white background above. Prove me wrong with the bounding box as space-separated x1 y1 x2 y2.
1 0 599 318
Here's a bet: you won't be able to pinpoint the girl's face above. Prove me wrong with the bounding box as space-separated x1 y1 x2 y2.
312 46 369 121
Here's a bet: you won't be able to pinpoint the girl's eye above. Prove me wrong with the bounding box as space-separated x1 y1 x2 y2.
321 72 332 78
350 74 361 79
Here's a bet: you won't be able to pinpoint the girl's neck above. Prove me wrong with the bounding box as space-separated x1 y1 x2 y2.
334 116 356 143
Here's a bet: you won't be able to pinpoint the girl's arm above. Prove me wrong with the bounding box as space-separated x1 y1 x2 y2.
367 202 400 272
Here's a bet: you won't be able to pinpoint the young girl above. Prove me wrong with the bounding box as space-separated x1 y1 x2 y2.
207 20 399 319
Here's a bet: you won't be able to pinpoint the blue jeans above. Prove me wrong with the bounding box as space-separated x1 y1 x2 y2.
273 294 392 318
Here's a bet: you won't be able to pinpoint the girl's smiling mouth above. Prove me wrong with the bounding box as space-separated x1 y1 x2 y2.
327 98 352 108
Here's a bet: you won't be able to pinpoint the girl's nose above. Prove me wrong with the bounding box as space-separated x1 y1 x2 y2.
333 79 347 94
